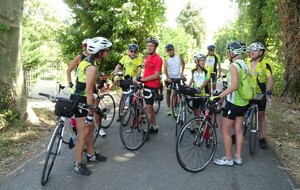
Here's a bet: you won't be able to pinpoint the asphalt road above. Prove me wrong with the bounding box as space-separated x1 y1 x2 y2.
0 94 298 190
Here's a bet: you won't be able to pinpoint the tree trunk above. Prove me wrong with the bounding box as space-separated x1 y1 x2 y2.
0 0 26 119
279 0 300 102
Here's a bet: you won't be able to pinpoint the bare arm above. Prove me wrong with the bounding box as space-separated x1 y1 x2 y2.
180 55 186 76
85 65 97 115
114 64 122 76
143 71 160 82
218 63 222 77
218 64 238 99
137 66 142 77
267 76 273 92
67 55 81 83
164 59 169 79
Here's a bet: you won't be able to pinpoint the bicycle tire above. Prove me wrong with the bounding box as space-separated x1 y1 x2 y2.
119 105 150 151
41 123 63 186
118 94 127 121
153 97 160 114
249 108 258 155
176 117 217 172
171 92 180 120
99 94 116 128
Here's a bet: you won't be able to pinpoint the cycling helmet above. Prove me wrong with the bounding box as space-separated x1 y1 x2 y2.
207 45 216 50
226 41 245 56
165 43 174 50
249 42 265 51
146 37 159 47
128 44 139 51
82 38 90 47
193 53 206 62
87 37 112 54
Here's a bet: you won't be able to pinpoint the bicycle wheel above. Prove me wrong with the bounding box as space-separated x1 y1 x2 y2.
118 94 127 121
41 123 63 186
153 96 160 114
171 92 180 120
249 108 258 155
176 117 217 172
119 105 150 150
99 94 116 128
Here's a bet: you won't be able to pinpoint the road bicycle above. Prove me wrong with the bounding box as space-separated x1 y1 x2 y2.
242 94 265 155
118 79 160 123
96 79 116 129
119 83 152 150
39 92 101 186
176 96 221 172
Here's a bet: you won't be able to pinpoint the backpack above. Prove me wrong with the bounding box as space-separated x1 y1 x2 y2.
235 61 255 101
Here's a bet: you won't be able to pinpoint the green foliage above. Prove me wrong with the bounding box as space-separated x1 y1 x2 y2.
176 1 206 48
0 21 10 31
0 79 20 129
159 26 196 62
22 0 64 70
60 0 166 71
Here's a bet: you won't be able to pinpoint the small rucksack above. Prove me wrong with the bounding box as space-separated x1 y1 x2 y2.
235 61 255 101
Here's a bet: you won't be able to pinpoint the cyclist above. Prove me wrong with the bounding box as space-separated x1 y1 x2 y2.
248 42 273 149
213 41 250 166
114 44 143 79
205 45 221 91
70 37 112 175
67 38 90 88
136 37 162 135
114 44 143 121
66 39 106 137
164 43 186 116
188 53 210 119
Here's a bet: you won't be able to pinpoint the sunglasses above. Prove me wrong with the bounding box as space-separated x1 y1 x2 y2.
130 50 137 53
167 49 173 52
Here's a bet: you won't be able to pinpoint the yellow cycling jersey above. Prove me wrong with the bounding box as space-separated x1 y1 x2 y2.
205 53 220 74
119 55 143 77
247 59 272 94
73 59 99 96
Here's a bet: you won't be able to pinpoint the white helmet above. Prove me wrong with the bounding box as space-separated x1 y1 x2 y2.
249 42 265 51
193 53 206 62
87 37 112 54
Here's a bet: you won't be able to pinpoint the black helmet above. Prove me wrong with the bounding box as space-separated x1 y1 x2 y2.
146 37 159 47
207 45 216 50
128 44 139 51
226 41 245 56
165 43 174 50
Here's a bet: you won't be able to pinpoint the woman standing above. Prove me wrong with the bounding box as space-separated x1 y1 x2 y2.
71 37 112 175
213 41 249 166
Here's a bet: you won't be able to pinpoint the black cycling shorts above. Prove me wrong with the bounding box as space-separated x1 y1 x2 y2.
165 78 180 89
70 94 87 118
143 86 158 105
221 100 249 120
192 98 206 110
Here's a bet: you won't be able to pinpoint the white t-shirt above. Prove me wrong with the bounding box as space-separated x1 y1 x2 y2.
166 55 181 78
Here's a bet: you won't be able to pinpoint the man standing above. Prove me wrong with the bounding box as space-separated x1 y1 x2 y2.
164 44 185 115
137 37 162 134
205 45 221 91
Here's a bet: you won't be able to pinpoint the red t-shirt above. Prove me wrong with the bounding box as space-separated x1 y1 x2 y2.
144 53 162 88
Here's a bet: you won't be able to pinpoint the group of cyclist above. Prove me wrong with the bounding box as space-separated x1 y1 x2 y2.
66 35 273 175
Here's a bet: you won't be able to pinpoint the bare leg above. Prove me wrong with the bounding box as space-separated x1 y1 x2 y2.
220 116 235 160
233 117 244 159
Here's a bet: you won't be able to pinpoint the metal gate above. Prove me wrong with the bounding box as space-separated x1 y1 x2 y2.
25 62 68 98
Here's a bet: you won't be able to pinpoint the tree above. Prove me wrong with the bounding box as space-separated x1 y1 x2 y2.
279 0 300 102
60 0 166 71
176 1 206 48
0 0 26 124
22 0 64 70
159 26 197 63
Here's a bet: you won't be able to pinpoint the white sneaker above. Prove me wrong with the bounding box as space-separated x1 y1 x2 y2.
232 156 242 165
213 156 233 166
99 128 106 137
